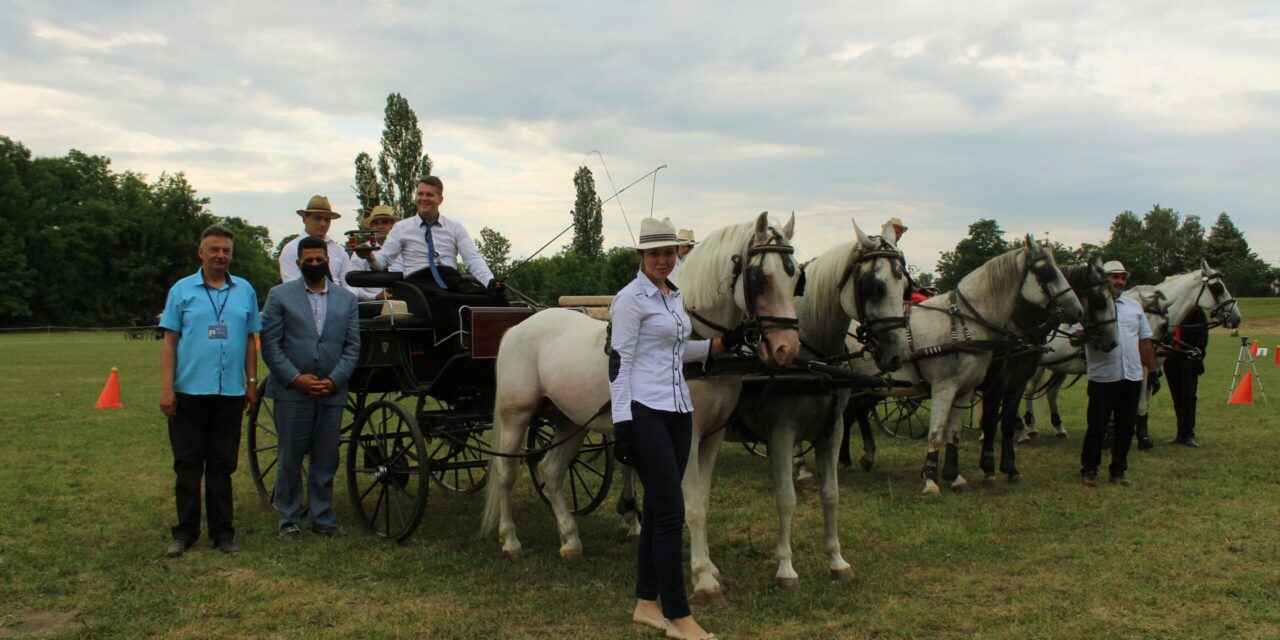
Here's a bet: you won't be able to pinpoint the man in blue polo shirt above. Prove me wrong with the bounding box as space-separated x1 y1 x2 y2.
159 224 262 557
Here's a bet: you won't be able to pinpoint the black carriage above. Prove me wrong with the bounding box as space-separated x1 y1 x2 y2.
246 272 614 541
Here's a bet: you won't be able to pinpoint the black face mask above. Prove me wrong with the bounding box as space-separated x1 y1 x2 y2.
300 262 330 284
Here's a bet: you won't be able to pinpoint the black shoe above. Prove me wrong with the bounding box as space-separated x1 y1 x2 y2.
278 524 302 542
1182 438 1201 448
1082 472 1099 487
310 524 345 538
164 538 190 558
215 540 240 554
1137 437 1154 450
1109 475 1132 486
1167 437 1186 445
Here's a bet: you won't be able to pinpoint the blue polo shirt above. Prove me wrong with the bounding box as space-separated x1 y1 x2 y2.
159 269 262 396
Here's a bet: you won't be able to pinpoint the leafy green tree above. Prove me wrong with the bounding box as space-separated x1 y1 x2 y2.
570 166 604 259
376 93 433 218
1102 210 1157 284
273 234 299 263
935 219 1011 291
476 226 512 277
218 216 279 302
1205 212 1273 295
353 152 381 219
1142 204 1182 277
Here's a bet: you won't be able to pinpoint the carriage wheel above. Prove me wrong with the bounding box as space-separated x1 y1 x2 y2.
427 427 490 493
872 395 931 440
246 378 288 509
742 439 816 459
526 419 614 516
346 400 429 542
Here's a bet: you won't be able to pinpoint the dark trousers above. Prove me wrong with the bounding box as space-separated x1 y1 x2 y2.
404 268 504 332
169 393 243 544
1163 360 1200 440
1082 380 1141 477
273 399 344 529
630 402 692 620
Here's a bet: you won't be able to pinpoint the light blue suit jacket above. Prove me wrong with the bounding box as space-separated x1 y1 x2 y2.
261 278 361 406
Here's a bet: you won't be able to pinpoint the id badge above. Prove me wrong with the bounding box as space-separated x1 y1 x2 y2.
208 324 228 340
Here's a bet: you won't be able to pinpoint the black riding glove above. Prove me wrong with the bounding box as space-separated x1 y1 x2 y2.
1148 372 1161 396
612 421 634 466
488 278 506 293
720 326 744 352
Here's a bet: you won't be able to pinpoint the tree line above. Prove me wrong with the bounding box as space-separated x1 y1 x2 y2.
0 136 278 328
933 206 1277 295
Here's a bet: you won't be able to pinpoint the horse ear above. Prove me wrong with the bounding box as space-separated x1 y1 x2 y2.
880 219 896 243
854 218 872 247
754 211 769 241
782 211 795 240
1201 258 1212 273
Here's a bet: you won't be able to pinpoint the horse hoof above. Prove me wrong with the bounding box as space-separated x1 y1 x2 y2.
1055 431 1068 439
560 549 583 561
1027 431 1038 440
776 576 800 590
951 481 970 493
921 482 941 496
502 547 526 561
1016 434 1031 444
829 567 855 582
691 589 728 609
1008 474 1024 484
859 457 874 472
982 475 997 486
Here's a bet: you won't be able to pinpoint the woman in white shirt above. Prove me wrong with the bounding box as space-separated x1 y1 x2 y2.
610 217 727 640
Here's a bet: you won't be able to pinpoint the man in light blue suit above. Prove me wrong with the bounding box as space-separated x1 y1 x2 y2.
261 236 361 540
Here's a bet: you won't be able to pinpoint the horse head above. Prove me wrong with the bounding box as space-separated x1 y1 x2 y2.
1019 235 1083 324
731 212 802 366
840 219 910 372
1199 259 1242 329
1077 257 1119 352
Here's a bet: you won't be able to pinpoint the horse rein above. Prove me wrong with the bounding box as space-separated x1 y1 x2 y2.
687 226 802 353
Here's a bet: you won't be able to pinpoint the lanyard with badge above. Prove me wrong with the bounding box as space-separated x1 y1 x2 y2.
204 282 231 340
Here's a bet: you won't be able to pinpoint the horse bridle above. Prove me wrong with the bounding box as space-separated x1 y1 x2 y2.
1029 254 1077 321
1197 272 1238 328
688 226 802 349
836 238 909 349
1071 267 1118 348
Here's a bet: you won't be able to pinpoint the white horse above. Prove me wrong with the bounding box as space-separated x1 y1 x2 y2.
683 219 913 604
1022 260 1241 439
480 212 803 560
844 238 1083 494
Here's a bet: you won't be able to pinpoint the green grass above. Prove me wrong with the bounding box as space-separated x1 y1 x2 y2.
2 300 1279 639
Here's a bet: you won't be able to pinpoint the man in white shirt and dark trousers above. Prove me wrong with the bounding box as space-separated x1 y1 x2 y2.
1077 261 1157 487
357 176 505 329
346 204 403 304
278 195 351 286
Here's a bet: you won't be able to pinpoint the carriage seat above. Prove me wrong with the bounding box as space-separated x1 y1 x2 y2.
345 271 435 329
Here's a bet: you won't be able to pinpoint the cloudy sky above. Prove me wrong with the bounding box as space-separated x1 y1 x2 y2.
3 0 1278 272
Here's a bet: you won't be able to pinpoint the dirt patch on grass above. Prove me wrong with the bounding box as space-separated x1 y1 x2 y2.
0 609 79 638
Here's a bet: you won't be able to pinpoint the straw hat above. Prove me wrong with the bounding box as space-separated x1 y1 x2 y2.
1102 260 1129 276
889 217 908 232
677 228 697 246
360 204 397 229
296 195 342 219
634 217 682 250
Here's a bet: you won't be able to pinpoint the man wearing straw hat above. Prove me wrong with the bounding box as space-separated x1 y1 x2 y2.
278 195 351 286
671 228 697 279
346 204 402 302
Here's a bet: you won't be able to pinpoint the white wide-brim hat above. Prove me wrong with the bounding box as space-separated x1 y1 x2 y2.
634 217 682 250
1102 260 1129 276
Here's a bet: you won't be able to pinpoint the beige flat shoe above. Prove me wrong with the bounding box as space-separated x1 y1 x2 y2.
665 625 718 640
632 609 669 632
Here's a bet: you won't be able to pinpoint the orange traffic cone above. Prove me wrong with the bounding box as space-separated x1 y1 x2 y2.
95 367 123 409
1274 345 1279 365
1250 340 1259 357
1229 372 1255 405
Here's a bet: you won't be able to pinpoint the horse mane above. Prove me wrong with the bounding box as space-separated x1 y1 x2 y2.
956 247 1026 295
1062 264 1096 293
801 239 859 333
672 220 758 312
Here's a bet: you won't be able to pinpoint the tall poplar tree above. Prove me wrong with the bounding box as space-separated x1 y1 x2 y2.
375 93 432 218
569 166 604 259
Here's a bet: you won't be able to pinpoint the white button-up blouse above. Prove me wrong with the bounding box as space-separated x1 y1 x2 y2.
609 271 712 423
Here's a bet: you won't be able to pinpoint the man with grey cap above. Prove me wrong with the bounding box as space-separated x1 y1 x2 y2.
1076 260 1157 487
278 195 351 286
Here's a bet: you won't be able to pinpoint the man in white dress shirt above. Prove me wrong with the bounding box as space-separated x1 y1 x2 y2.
277 195 351 287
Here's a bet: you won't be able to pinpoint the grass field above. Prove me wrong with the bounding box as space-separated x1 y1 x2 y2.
2 299 1279 639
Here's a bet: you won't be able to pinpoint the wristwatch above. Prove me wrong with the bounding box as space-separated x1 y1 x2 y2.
247 377 258 383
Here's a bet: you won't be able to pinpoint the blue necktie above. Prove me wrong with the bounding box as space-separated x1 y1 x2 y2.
424 224 448 289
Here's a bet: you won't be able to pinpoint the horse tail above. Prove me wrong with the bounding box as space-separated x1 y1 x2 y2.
480 322 538 538
479 399 508 538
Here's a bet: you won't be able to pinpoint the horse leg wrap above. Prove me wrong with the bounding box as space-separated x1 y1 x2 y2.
1023 411 1035 428
922 451 939 482
615 496 639 518
941 444 959 482
980 450 995 475
1050 413 1062 429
